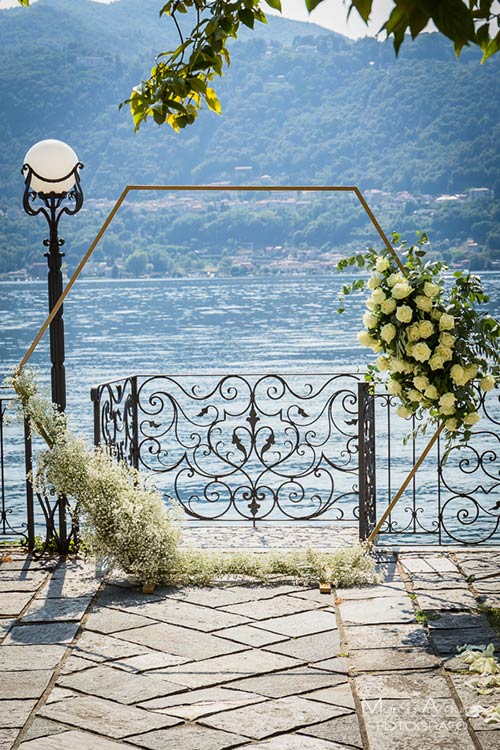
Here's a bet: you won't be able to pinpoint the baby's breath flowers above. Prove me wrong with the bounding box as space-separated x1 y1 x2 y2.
338 232 500 441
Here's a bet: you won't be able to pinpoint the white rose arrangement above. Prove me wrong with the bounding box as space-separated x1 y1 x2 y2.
338 233 500 440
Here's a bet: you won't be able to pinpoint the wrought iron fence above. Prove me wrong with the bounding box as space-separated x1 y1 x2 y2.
91 373 500 546
91 373 364 527
0 394 34 548
373 386 500 545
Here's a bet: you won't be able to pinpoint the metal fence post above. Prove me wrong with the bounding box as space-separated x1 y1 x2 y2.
130 376 139 470
23 416 35 550
358 381 376 541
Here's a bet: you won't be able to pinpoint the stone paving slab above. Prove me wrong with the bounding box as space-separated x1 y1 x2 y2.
22 718 69 741
430 627 500 654
113 621 247 660
221 594 319 620
74 630 157 663
336 582 406 599
148 648 300 689
253 609 337 637
409 572 471 591
84 606 160 634
0 700 38 729
264 631 341 662
19 729 134 749
21 595 93 623
361 697 476 750
0 670 53 699
304 682 355 710
201 695 343 740
215 623 287 648
454 554 500 581
225 666 340 698
126 597 250 632
0 618 14 639
39 694 179 738
399 555 459 574
128 723 248 750
339 596 415 625
344 623 429 650
180 524 357 551
0 592 35 617
349 646 440 673
0 729 19 750
298 713 363 748
58 663 188 704
355 670 452 700
138 685 266 719
414 588 479 611
427 611 492 630
250 736 350 749
0 644 66 670
4 621 80 645
0 575 48 593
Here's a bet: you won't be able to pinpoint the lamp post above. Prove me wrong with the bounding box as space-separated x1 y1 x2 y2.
22 139 84 412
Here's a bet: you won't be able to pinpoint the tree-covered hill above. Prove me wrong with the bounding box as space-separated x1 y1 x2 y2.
0 0 499 275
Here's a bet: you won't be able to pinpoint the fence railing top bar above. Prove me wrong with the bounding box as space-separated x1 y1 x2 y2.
90 371 368 391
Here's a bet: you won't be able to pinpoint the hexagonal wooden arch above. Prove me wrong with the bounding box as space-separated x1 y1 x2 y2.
17 185 438 543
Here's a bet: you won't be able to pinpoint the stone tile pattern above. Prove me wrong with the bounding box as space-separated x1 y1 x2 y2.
2 547 500 750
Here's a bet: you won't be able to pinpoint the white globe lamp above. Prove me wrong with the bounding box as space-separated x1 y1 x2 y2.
22 139 80 194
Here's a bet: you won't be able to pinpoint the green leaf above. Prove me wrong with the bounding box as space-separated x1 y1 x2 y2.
264 0 282 11
349 0 372 23
238 8 255 28
305 0 326 12
205 87 222 114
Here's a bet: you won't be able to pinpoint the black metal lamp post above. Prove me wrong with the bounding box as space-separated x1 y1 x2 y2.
22 139 84 412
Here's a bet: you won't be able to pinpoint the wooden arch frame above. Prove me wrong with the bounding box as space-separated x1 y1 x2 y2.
15 184 440 544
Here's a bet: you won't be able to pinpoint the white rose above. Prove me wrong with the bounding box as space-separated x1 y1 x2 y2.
392 281 413 300
431 308 443 320
375 256 390 273
377 355 391 371
367 274 382 290
371 288 386 305
439 392 456 415
429 355 445 370
423 281 440 298
363 311 378 329
387 272 405 287
357 330 373 348
365 298 376 311
396 305 413 324
413 375 429 392
445 418 458 432
464 412 481 426
439 332 455 348
424 384 439 400
418 320 434 339
387 379 402 395
397 405 412 419
411 342 432 363
415 295 433 312
439 313 455 331
406 323 421 342
390 358 407 373
480 375 496 392
407 389 422 403
380 323 396 343
381 298 397 315
435 345 453 362
464 364 478 382
450 364 467 386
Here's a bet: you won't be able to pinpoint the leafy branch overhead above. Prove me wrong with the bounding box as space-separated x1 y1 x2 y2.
17 0 500 131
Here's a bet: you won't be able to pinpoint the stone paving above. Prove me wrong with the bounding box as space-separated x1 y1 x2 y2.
0 540 500 749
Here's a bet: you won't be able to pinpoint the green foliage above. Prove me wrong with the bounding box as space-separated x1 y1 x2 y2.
338 233 500 442
16 0 500 131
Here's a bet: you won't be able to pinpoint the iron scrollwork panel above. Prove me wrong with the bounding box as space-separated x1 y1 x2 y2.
91 377 138 467
133 373 362 522
439 387 500 544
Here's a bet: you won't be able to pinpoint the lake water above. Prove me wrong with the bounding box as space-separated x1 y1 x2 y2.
2 273 500 543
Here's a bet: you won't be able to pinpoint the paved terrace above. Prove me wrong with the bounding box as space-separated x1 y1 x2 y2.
0 526 500 750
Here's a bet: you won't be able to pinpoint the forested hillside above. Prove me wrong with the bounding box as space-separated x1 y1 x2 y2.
0 0 499 276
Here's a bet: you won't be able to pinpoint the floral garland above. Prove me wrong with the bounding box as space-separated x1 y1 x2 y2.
10 368 379 588
338 233 500 441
